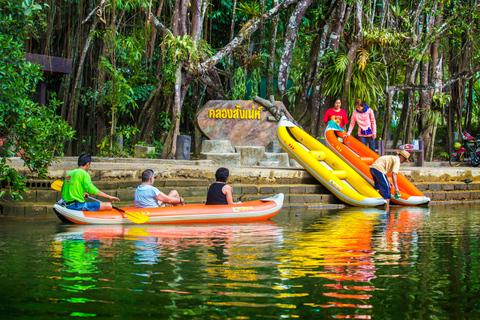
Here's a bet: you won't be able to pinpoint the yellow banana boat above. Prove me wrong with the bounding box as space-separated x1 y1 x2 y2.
277 116 386 207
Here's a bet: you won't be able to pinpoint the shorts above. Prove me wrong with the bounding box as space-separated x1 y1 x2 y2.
67 201 101 211
370 168 391 199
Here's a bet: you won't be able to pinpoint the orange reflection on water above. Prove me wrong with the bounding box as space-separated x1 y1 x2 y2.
280 209 382 318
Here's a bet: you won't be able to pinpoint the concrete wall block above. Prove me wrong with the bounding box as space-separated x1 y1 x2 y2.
289 156 303 168
454 184 467 190
305 195 324 204
2 204 25 216
273 186 289 195
259 186 274 194
95 181 120 190
431 192 445 201
36 190 58 203
25 205 47 215
321 194 340 203
241 186 259 195
428 184 442 191
301 177 318 184
116 189 136 201
119 181 142 189
20 190 37 202
290 195 306 204
201 140 234 153
443 184 454 191
416 184 428 191
305 185 328 194
190 187 208 197
199 153 241 166
422 191 433 199
134 145 155 158
235 146 265 166
265 141 285 153
445 192 461 201
165 180 206 187
3 190 37 202
290 186 306 194
257 160 280 167
471 191 480 200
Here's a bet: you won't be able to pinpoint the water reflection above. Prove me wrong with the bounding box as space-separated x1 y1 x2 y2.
277 206 430 318
4 204 480 318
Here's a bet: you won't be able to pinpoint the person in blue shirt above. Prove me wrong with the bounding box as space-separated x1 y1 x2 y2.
134 169 184 208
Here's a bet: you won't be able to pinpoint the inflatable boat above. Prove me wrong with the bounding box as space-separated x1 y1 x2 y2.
324 126 430 206
276 117 386 207
52 193 284 225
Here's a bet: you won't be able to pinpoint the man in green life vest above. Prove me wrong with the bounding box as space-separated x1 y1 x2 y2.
61 154 120 211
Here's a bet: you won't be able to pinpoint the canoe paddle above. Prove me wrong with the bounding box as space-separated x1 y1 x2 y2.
50 180 150 224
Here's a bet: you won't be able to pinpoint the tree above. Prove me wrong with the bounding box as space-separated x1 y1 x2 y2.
0 0 74 198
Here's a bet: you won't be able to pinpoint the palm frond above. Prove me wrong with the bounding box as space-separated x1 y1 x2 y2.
356 48 369 71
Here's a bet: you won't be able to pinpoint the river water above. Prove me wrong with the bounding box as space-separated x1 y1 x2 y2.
1 204 479 319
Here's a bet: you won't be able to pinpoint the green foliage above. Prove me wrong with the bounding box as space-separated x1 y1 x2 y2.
237 1 260 20
320 50 385 112
97 125 139 157
433 92 452 109
99 57 138 120
0 0 74 199
249 68 261 98
231 67 247 100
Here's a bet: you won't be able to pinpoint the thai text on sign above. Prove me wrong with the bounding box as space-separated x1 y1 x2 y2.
208 105 263 120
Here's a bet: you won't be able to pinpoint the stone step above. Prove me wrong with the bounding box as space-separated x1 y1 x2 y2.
262 152 289 167
2 183 331 203
416 182 480 191
424 190 480 202
198 152 241 166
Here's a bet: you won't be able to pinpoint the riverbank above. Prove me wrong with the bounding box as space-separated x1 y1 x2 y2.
1 156 480 217
8 156 480 183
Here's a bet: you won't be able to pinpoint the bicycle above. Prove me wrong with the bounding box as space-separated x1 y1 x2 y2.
449 131 480 167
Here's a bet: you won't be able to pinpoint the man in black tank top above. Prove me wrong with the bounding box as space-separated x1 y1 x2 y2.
206 167 242 205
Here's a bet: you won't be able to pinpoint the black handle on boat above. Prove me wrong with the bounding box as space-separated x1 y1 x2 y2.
237 194 245 202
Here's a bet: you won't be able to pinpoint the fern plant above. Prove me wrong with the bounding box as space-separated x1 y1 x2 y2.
232 67 247 100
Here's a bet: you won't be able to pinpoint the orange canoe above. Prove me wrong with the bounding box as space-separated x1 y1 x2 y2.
324 128 429 206
53 194 284 225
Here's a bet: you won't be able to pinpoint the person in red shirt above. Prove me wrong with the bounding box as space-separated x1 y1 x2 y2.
323 97 349 129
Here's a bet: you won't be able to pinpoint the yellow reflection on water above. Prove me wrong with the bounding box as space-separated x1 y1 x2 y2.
279 210 379 282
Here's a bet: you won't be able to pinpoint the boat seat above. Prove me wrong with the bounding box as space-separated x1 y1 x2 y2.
309 151 326 161
360 157 374 165
331 170 347 180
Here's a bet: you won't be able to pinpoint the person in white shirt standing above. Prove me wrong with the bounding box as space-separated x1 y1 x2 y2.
134 169 184 208
370 150 410 211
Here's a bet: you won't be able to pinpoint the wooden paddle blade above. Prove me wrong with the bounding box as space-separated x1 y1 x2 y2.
51 180 64 191
124 211 150 224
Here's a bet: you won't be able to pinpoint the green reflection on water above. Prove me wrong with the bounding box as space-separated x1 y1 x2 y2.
70 312 97 317
59 240 99 294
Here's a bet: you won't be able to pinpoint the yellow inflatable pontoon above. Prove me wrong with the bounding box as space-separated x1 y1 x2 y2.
277 116 386 207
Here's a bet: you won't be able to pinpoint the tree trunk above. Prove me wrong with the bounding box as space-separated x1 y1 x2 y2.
392 65 413 148
266 0 279 97
341 0 363 113
381 89 393 141
277 0 314 102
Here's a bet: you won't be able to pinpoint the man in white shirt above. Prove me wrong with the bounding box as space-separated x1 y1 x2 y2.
370 150 410 211
134 169 184 208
